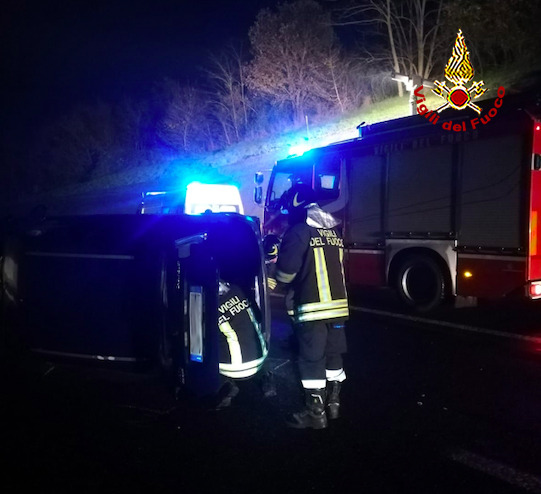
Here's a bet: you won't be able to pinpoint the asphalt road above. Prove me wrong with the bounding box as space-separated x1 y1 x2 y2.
3 294 541 493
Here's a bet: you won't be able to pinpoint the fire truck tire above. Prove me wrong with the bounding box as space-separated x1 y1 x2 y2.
395 255 448 312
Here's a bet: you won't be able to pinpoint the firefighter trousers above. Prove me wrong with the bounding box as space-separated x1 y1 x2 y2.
294 320 347 389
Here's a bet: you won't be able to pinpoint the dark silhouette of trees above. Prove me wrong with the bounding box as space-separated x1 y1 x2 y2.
31 102 118 187
205 43 252 144
155 78 212 153
247 0 357 126
333 0 445 96
2 0 539 195
442 0 541 71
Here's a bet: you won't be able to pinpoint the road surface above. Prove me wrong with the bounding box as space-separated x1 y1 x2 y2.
2 294 541 493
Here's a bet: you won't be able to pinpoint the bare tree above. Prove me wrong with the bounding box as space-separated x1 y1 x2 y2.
333 0 445 95
247 0 341 126
205 43 251 144
155 79 210 152
115 96 148 154
315 47 367 113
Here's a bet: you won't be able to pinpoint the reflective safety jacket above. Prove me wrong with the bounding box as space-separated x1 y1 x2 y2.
218 283 268 379
276 205 349 324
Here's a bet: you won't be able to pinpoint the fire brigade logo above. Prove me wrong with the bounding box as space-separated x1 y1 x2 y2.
432 30 486 114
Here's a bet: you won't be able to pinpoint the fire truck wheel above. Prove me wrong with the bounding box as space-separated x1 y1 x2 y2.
395 255 448 312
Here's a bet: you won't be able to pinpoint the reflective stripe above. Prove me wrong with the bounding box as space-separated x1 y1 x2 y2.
339 247 346 288
219 354 267 378
267 278 277 290
314 247 331 302
326 368 346 382
297 299 348 314
247 307 268 354
218 321 242 364
247 307 259 333
297 306 349 323
276 270 296 283
302 379 327 389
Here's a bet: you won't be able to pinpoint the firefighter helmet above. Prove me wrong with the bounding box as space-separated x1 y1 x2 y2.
263 234 280 262
281 183 316 214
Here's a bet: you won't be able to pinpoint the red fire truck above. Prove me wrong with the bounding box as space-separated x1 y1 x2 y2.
255 89 541 311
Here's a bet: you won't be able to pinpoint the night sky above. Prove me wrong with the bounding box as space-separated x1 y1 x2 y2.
2 0 279 129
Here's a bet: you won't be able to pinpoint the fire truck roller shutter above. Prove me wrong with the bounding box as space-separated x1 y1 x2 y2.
392 252 452 312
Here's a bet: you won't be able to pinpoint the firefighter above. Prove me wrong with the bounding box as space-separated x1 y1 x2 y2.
252 233 285 398
264 232 297 354
274 183 349 429
263 233 280 291
214 279 269 409
264 233 298 319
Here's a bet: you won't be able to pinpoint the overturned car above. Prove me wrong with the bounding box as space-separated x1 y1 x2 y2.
0 212 270 397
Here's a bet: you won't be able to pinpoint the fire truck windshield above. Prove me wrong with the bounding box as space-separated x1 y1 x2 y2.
267 169 312 210
267 154 341 211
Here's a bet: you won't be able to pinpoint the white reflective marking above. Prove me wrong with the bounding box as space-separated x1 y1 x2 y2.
326 368 346 381
446 448 541 493
350 306 541 344
302 379 327 389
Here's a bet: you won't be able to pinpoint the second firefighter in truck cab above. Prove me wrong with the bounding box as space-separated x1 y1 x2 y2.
272 183 349 429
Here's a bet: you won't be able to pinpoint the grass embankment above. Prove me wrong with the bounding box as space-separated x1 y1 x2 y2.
14 67 536 217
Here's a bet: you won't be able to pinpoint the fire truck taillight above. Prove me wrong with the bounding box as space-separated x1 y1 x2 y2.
528 282 541 299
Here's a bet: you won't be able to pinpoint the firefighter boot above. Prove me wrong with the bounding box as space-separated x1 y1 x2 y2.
261 371 277 398
286 388 328 429
327 381 341 419
212 380 240 411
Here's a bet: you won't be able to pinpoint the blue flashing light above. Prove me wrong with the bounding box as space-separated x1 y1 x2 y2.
287 128 360 157
185 182 244 215
288 141 312 157
144 191 168 196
